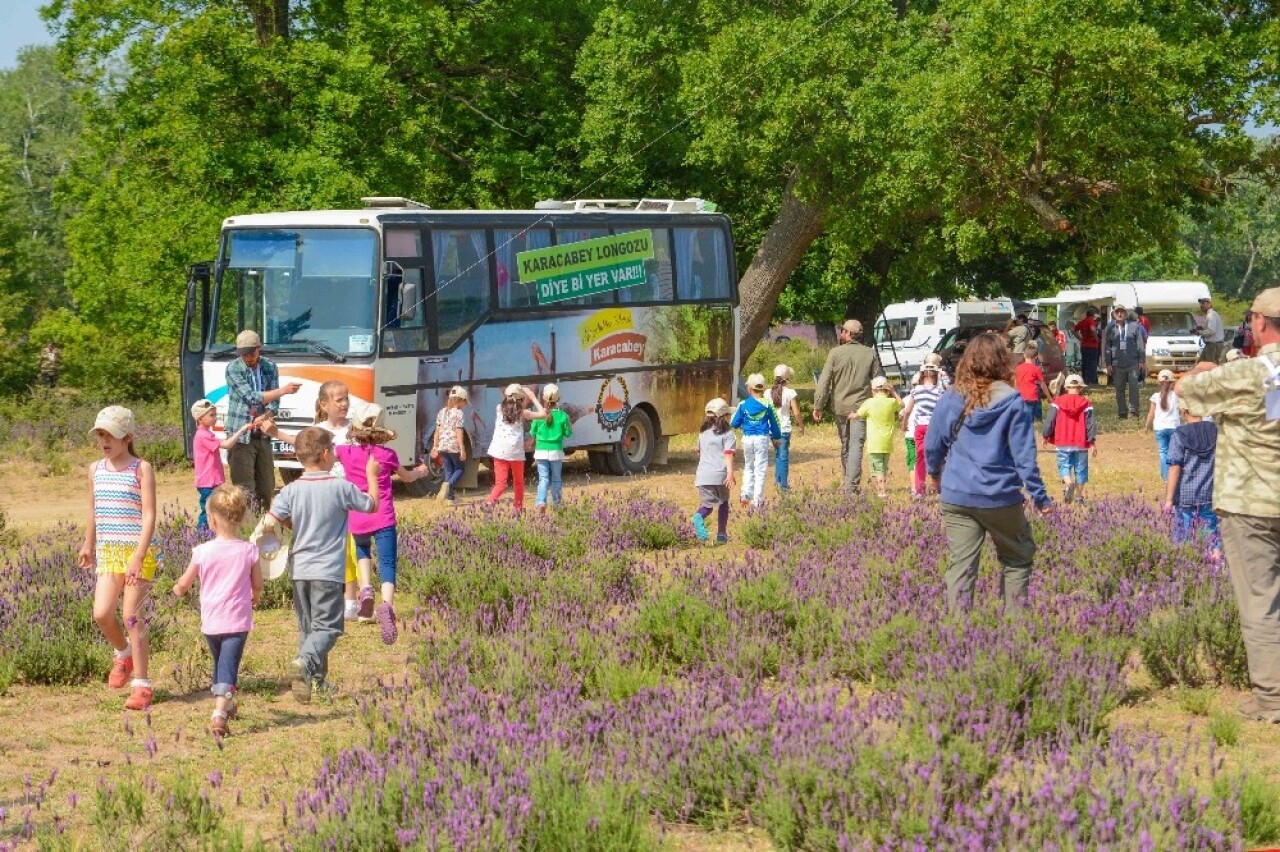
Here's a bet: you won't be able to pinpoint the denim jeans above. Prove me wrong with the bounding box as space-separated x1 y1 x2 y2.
1154 429 1175 481
440 452 464 488
740 435 770 505
205 632 247 695
1174 504 1220 546
196 486 215 531
773 433 792 490
353 526 399 586
536 459 564 506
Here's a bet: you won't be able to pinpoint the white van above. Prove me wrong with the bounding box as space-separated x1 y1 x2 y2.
1036 281 1208 375
876 297 1014 380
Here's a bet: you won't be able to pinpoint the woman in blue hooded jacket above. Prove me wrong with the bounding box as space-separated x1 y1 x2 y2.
925 332 1053 614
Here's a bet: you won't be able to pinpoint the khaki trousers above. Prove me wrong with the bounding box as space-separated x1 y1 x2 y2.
941 502 1037 614
1220 511 1280 708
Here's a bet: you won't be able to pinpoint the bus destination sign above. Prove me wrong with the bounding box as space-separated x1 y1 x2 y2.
518 231 655 305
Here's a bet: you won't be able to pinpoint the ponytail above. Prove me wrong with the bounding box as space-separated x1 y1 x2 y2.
770 378 785 408
1159 381 1173 412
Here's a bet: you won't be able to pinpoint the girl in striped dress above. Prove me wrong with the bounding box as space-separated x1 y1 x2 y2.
902 361 945 497
77 406 162 712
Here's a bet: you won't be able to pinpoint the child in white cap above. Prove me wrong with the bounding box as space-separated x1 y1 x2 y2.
1145 369 1182 481
1043 374 1097 503
731 373 782 507
770 364 803 490
78 405 163 712
851 377 903 498
486 384 544 512
431 386 470 504
692 398 736 544
190 398 259 533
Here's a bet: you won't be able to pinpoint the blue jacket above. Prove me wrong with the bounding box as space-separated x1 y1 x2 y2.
731 396 782 439
924 383 1050 509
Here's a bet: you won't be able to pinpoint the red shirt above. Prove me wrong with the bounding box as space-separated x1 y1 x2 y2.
1137 315 1151 334
1053 329 1066 351
1073 316 1100 349
1015 361 1046 402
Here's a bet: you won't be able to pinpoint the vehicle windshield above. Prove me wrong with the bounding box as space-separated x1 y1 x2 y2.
210 228 378 357
1144 311 1197 336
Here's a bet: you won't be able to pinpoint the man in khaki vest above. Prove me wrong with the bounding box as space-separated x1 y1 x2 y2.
1178 287 1280 722
813 319 883 491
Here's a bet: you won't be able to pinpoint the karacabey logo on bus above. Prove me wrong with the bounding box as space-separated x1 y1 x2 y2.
579 308 648 367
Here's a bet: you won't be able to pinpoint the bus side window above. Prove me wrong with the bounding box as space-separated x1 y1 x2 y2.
617 228 674 303
434 229 491 350
495 228 551 309
674 228 730 300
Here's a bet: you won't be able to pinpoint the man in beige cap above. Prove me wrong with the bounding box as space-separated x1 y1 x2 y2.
813 318 884 491
225 329 302 509
1177 286 1280 722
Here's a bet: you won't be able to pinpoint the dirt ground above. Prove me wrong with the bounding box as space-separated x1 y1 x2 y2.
4 413 1274 847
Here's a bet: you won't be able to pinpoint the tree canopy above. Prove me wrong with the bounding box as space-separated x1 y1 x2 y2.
0 0 1275 396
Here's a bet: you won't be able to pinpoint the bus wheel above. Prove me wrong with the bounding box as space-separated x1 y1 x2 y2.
607 408 655 475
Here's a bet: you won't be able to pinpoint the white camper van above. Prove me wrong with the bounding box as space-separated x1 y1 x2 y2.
875 297 1014 381
1037 281 1209 375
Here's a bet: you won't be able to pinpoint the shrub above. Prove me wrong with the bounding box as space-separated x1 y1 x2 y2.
1208 710 1241 747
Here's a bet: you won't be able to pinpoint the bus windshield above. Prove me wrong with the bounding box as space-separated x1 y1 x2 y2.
210 228 378 357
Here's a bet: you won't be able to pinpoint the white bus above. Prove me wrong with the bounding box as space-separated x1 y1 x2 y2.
180 197 740 484
875 297 1015 381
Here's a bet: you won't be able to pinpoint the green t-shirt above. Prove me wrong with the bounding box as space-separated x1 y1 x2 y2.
856 395 902 455
528 408 572 451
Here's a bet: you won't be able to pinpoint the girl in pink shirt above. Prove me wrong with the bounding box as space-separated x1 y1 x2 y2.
173 485 261 737
190 399 257 532
336 404 429 644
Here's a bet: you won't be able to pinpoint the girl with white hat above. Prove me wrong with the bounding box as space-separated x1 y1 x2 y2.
1144 369 1182 481
770 364 804 490
486 384 545 512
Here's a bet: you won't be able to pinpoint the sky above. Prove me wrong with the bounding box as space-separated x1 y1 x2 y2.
1 0 53 69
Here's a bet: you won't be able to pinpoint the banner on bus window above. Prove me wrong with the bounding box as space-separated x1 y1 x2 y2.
518 231 655 305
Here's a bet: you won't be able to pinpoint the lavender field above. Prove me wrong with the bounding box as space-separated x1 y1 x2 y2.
2 491 1277 849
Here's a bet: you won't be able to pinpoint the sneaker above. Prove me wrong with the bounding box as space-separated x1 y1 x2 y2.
107 655 133 689
357 586 375 622
715 533 729 545
124 685 153 711
292 675 313 705
376 602 398 645
288 657 309 703
210 712 230 737
690 513 709 542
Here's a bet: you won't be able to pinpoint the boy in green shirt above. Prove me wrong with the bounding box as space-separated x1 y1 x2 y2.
852 376 903 498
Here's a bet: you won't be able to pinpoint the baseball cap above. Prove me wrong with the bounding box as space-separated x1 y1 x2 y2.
1251 287 1280 316
542 382 560 403
91 405 137 439
504 383 524 399
190 398 216 420
773 364 794 381
842 319 863 336
704 397 732 417
1198 296 1213 305
447 385 469 402
923 353 943 367
1157 369 1175 382
1112 304 1127 313
1064 374 1084 388
871 376 889 390
746 373 767 390
235 330 262 353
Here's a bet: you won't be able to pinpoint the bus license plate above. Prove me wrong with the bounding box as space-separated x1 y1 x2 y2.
272 440 295 458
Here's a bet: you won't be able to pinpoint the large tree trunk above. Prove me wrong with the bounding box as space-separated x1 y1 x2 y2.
737 174 826 364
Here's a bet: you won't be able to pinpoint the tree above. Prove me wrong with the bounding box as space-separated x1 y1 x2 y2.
578 0 1279 358
44 0 602 341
